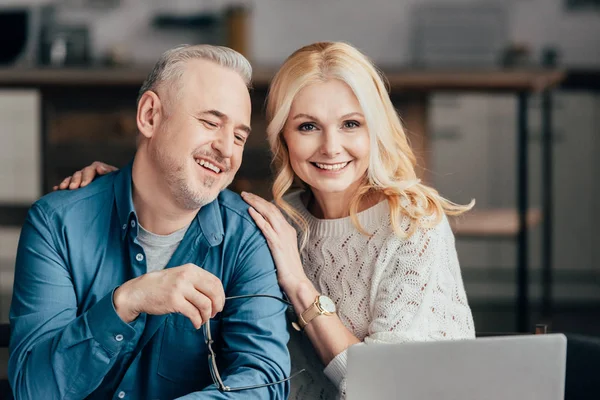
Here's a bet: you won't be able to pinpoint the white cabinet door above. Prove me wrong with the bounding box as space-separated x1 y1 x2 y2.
429 94 493 269
542 93 595 274
0 90 41 204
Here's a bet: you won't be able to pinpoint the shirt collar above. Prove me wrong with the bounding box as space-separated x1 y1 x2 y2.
114 158 224 246
114 160 137 241
195 195 224 247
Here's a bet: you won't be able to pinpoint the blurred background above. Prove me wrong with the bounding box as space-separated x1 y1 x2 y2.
0 0 599 384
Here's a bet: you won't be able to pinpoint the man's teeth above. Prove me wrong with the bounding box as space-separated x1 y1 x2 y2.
315 162 349 171
196 159 221 173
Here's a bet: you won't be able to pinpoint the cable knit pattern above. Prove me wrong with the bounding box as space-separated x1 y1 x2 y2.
285 191 475 400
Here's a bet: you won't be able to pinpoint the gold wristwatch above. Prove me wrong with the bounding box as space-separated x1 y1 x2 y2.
292 295 337 331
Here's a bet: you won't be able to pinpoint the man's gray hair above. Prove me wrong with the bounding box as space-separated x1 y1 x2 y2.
137 44 252 105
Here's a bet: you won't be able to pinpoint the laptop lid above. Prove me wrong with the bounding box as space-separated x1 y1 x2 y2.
347 334 567 400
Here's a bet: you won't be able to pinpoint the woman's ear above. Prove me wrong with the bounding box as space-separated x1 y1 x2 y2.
137 91 163 139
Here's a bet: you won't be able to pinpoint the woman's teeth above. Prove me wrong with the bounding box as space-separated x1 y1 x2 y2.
196 159 221 173
314 162 349 171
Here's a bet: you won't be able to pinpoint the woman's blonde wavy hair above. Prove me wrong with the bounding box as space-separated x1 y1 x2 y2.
266 42 474 248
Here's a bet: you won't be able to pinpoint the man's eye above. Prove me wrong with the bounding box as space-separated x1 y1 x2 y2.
235 134 247 143
298 123 317 132
201 120 219 128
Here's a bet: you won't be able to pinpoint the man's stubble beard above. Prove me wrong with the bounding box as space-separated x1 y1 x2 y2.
151 144 227 210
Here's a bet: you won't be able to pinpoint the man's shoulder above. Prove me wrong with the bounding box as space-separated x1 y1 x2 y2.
34 173 116 218
217 189 255 224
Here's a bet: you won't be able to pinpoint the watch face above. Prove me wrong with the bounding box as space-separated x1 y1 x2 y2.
318 295 336 313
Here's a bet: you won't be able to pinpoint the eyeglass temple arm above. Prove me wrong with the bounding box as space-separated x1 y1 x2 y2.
219 369 307 392
224 294 293 307
206 294 293 340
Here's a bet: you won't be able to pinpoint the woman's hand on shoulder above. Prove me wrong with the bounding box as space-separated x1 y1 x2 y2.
53 161 118 191
241 191 310 294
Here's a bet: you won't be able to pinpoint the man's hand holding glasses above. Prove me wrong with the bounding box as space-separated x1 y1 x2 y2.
113 263 225 327
114 265 304 392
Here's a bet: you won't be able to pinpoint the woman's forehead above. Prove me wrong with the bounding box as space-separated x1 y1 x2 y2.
289 80 362 116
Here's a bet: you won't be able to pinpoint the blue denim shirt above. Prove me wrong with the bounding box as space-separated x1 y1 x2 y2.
9 161 291 399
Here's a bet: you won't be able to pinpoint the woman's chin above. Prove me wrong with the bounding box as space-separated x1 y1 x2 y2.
308 181 355 196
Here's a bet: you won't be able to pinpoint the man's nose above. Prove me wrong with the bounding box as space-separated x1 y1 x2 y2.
212 127 234 159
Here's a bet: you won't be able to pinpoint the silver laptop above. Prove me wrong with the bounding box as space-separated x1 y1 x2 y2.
347 334 567 400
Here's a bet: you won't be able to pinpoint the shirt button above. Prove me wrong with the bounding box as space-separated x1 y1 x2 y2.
115 334 124 342
122 224 127 230
117 391 126 399
135 253 144 262
130 220 136 228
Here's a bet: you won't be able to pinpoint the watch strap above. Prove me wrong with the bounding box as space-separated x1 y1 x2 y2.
298 301 322 330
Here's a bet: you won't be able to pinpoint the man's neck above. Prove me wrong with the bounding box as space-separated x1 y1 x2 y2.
131 154 198 235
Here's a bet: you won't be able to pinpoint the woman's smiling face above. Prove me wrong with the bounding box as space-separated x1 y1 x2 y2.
282 79 370 198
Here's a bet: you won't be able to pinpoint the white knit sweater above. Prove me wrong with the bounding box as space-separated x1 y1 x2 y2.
285 191 475 400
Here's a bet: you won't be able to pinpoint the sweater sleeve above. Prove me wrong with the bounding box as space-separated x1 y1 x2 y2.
323 343 364 399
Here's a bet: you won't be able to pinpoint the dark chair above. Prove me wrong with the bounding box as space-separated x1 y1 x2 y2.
563 333 600 400
0 323 11 400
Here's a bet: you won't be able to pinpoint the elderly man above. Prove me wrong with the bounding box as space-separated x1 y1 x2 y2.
9 45 291 399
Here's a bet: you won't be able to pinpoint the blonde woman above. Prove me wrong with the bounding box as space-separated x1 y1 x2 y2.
58 42 475 399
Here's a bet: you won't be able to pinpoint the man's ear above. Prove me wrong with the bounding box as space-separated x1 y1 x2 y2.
137 91 163 139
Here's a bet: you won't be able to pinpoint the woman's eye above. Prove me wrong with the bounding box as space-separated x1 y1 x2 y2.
343 120 360 129
298 123 317 132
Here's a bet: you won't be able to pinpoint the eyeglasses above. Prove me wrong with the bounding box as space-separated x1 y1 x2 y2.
204 294 306 392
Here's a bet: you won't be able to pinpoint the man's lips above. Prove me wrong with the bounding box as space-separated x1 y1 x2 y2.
194 157 227 174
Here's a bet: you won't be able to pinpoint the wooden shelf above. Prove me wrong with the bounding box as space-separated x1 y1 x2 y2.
0 68 150 87
0 67 565 92
449 208 542 238
253 68 565 92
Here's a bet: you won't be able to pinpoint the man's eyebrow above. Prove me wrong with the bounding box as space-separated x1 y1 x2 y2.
199 109 251 135
199 109 227 120
237 124 252 135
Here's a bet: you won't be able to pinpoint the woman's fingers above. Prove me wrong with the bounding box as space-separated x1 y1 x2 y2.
82 161 115 186
94 161 118 174
248 206 277 243
241 192 285 229
62 162 118 189
54 162 118 191
59 176 72 190
69 171 83 189
81 165 97 186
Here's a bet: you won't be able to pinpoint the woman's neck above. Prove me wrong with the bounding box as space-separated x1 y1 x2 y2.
303 187 384 220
